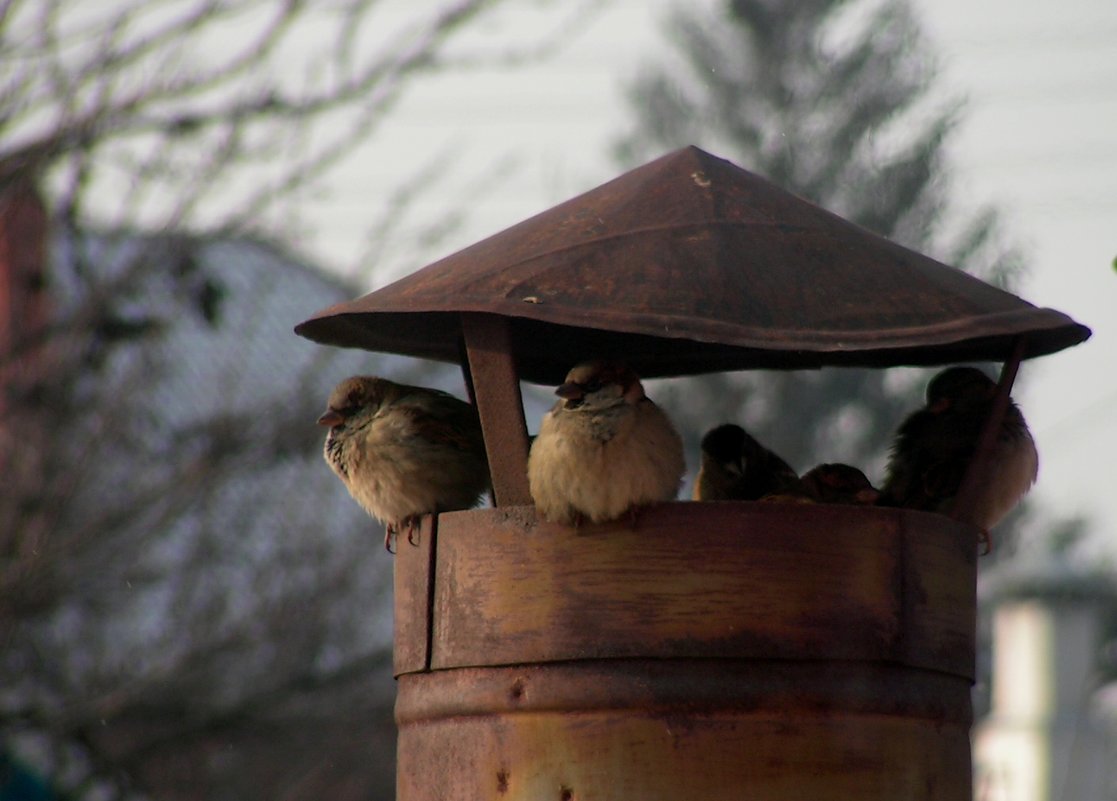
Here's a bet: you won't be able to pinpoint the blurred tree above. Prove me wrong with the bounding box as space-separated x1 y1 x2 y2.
0 0 591 274
0 210 417 801
0 1 589 798
616 0 1025 485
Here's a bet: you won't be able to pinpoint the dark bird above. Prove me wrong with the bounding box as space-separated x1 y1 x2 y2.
528 360 685 525
693 423 799 501
800 463 880 505
318 376 490 551
879 366 1037 535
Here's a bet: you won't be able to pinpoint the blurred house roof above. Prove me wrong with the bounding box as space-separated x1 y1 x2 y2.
43 229 419 665
12 229 418 800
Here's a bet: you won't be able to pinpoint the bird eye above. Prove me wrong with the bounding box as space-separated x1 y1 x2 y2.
342 403 363 417
583 380 603 394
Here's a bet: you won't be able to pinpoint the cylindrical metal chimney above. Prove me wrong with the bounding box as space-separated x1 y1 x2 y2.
394 503 975 800
295 147 1090 801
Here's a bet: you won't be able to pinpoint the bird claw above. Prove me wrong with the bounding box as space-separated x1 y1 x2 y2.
406 516 422 546
978 528 993 556
384 518 424 552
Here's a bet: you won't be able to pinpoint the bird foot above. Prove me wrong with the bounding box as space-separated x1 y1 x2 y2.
384 524 398 554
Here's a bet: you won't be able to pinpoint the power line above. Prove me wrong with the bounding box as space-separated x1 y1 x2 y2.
1035 387 1117 451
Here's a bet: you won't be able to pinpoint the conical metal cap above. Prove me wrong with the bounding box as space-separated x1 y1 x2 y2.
296 147 1089 383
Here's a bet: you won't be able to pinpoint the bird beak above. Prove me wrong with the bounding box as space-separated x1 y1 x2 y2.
555 382 583 400
317 409 344 427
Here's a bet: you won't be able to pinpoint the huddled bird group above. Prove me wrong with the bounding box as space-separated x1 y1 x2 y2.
693 425 885 507
317 360 1036 551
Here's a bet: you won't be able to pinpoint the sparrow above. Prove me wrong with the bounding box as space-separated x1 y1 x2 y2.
879 366 1037 539
799 463 880 505
528 360 685 525
317 376 490 550
693 423 799 501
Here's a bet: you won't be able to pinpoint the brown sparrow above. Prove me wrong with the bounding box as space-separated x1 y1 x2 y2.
693 423 799 501
528 361 685 525
879 366 1037 532
799 463 880 505
318 376 490 550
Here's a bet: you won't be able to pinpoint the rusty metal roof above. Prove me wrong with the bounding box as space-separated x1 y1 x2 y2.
295 146 1089 384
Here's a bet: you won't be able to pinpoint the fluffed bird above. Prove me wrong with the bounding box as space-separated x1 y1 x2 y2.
799 463 880 505
318 376 490 551
879 366 1037 534
528 360 685 525
693 423 799 501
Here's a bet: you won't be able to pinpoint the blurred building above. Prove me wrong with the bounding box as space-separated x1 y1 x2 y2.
974 563 1117 801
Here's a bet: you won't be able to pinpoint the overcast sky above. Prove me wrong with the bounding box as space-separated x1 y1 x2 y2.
298 0 1117 553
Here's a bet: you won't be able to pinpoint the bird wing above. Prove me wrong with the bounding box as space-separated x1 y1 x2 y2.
769 453 800 490
396 395 484 453
880 410 933 507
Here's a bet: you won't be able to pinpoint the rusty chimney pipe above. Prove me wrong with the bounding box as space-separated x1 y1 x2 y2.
296 147 1090 801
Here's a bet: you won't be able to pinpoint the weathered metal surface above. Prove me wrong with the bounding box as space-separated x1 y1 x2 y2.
398 503 975 680
951 336 1025 527
396 660 973 800
295 147 1089 383
392 514 436 675
461 313 532 506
